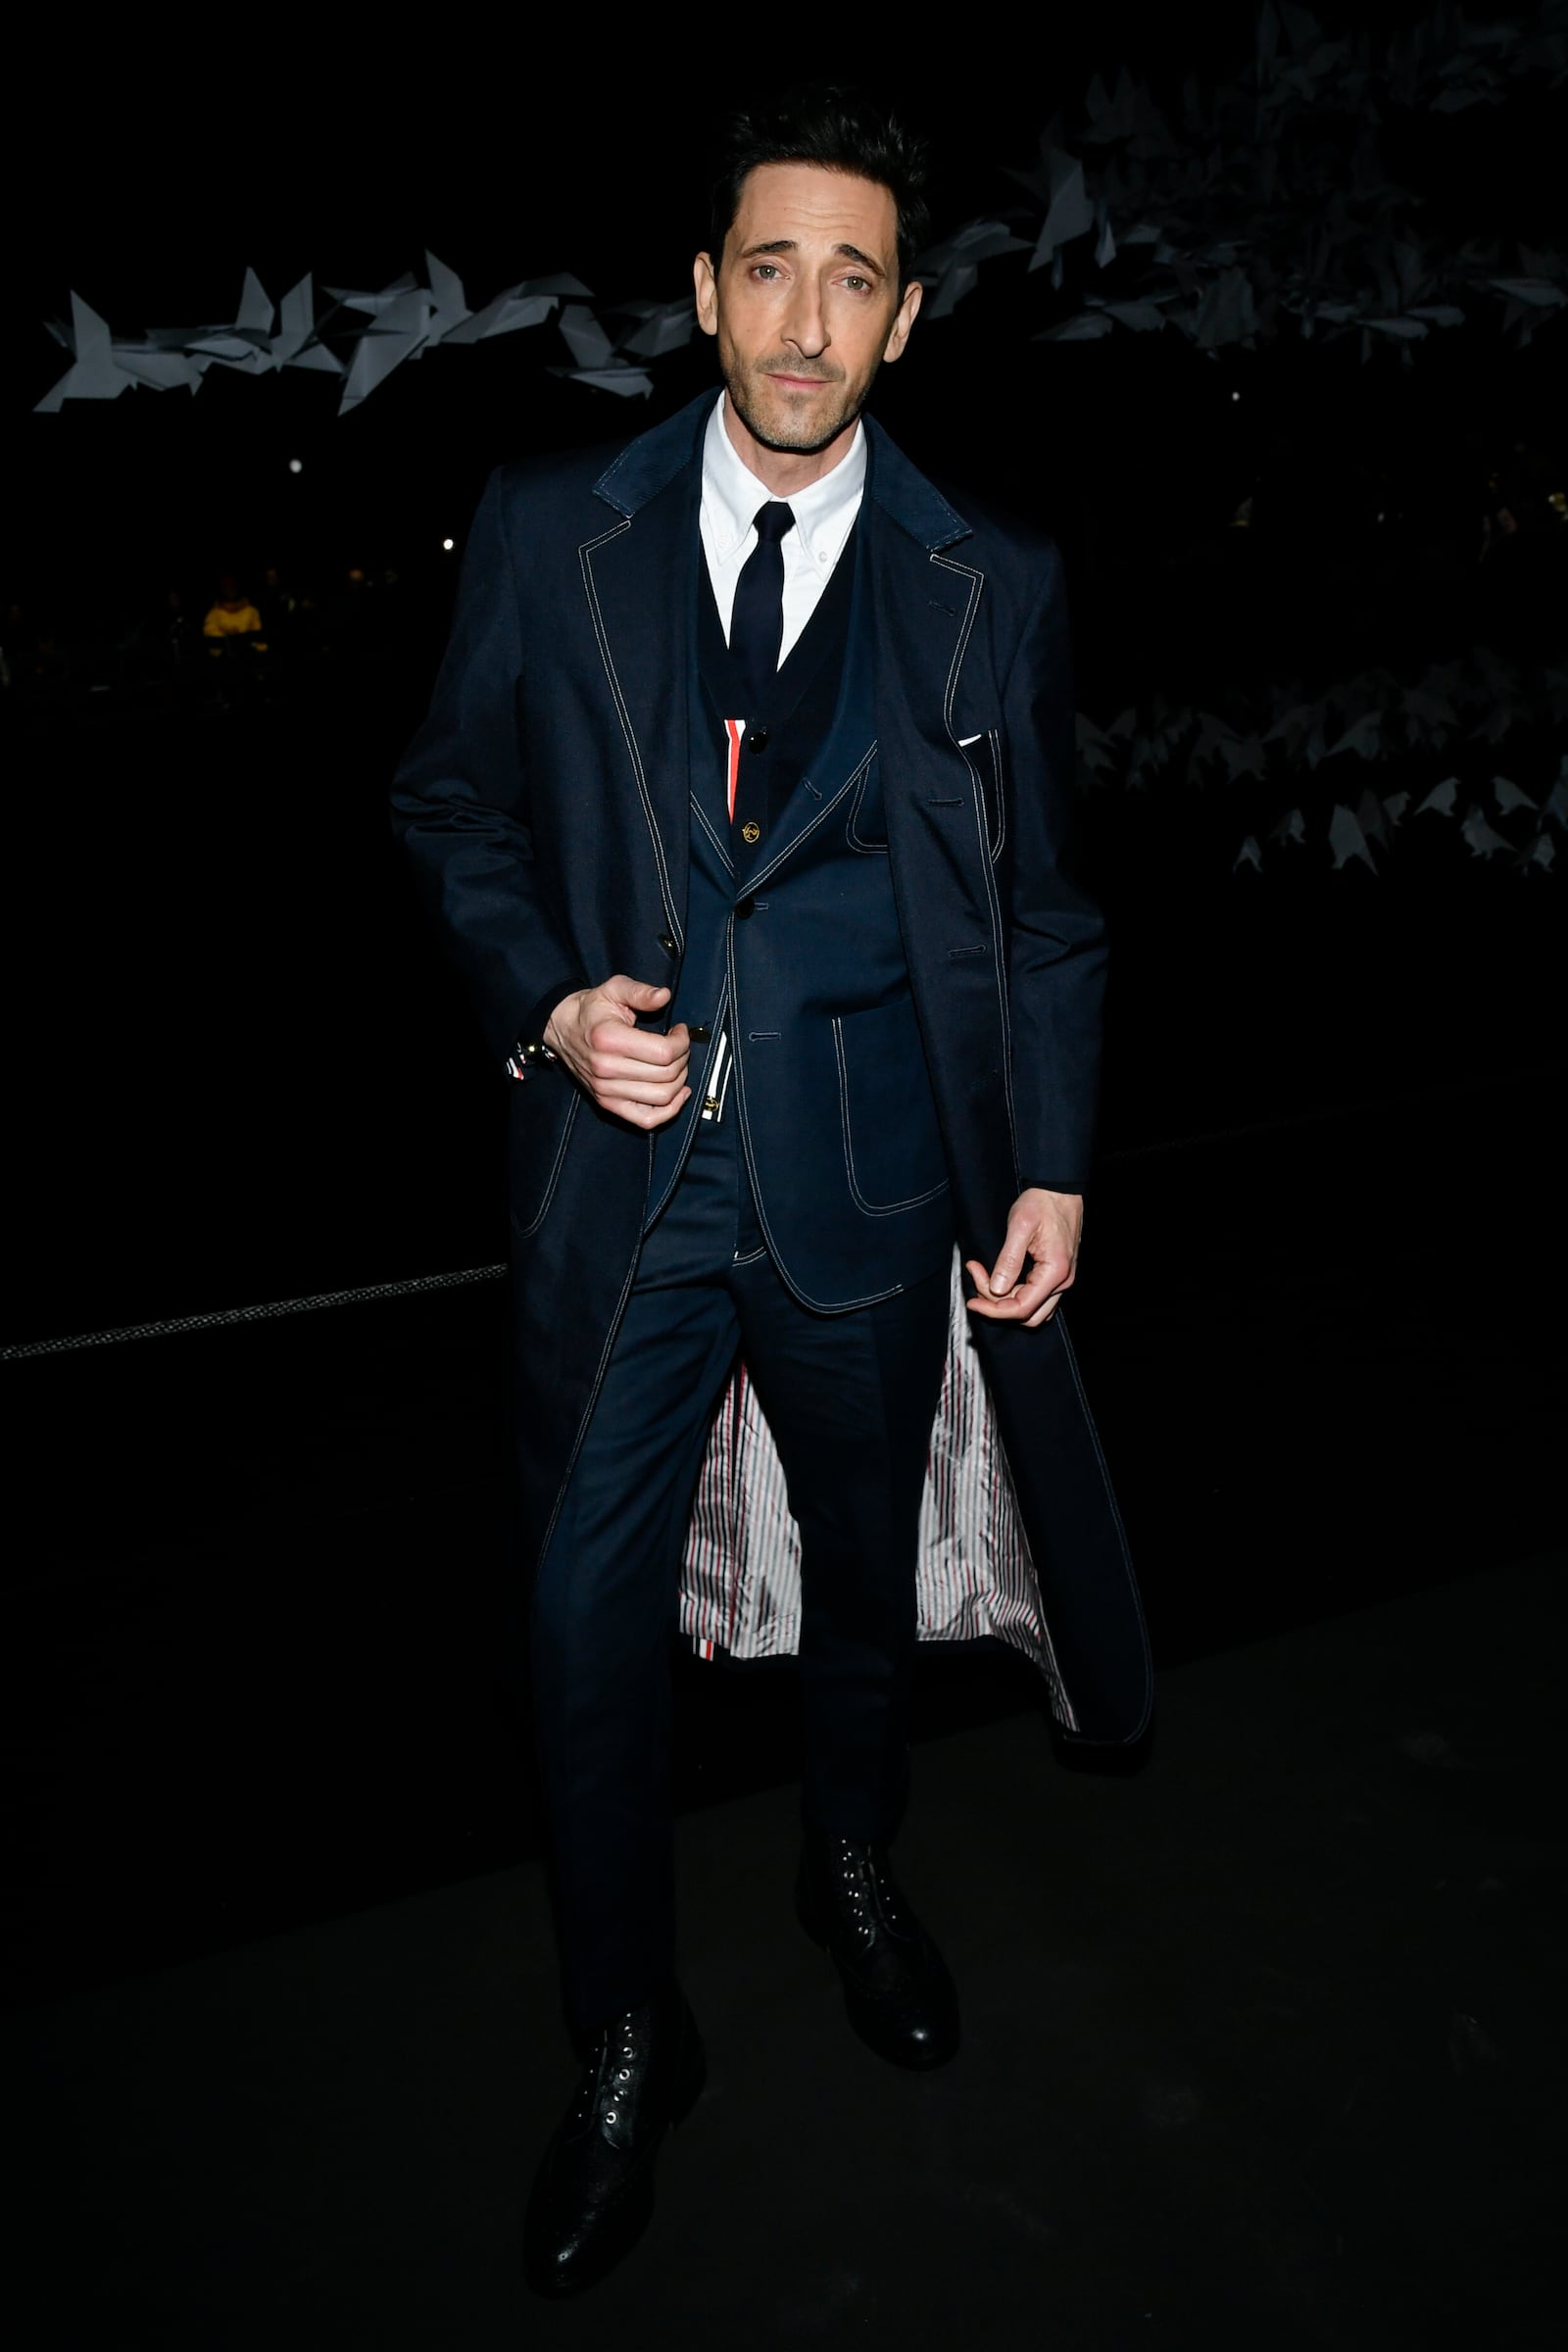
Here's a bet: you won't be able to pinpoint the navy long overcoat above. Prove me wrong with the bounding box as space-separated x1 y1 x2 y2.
392 393 1152 1746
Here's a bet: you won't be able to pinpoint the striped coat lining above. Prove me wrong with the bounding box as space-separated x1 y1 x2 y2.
679 1250 1075 1732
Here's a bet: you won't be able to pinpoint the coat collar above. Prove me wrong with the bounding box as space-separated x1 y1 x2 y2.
592 392 971 555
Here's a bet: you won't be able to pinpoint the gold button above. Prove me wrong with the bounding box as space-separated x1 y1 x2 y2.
741 819 760 844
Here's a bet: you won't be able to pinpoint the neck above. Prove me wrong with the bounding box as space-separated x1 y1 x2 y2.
721 395 858 498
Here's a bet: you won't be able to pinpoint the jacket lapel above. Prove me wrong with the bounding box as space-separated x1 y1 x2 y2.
743 523 878 887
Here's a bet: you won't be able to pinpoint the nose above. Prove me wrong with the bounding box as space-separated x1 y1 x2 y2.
781 275 828 360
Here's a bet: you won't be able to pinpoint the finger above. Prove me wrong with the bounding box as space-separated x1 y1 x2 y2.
1007 1255 1071 1319
587 1054 686 1096
604 976 672 1011
964 1258 1072 1322
594 1073 691 1109
589 1024 689 1070
609 1087 692 1130
984 1217 1038 1297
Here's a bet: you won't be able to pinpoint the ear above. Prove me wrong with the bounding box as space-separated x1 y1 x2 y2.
693 252 719 340
881 276 923 366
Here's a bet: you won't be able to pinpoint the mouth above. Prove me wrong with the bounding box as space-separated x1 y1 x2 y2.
765 371 834 391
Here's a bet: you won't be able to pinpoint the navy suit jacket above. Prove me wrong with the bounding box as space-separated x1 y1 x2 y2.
392 393 1152 1745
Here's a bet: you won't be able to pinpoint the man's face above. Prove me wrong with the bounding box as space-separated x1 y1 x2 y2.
694 162 922 460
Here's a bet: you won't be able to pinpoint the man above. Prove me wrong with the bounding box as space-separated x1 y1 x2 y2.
392 86 1150 2297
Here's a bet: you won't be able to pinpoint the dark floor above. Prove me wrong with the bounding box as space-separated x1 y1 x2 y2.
9 1551 1564 2349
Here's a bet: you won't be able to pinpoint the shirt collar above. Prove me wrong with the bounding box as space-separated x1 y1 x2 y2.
701 392 866 570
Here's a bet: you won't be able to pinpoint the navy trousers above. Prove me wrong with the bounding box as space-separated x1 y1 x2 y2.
528 1104 952 2032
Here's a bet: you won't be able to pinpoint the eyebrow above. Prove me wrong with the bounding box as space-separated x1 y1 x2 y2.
739 237 888 279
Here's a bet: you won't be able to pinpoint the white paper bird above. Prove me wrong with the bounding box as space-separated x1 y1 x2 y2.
1460 805 1512 858
1329 804 1379 871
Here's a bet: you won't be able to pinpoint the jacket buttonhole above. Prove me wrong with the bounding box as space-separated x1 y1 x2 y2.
803 780 822 800
947 945 988 958
928 795 962 807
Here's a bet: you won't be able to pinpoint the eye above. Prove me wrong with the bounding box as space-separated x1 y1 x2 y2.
753 264 782 282
842 275 872 294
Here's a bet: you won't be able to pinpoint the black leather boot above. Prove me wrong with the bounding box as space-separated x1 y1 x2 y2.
523 1981 706 2298
796 1835 960 2071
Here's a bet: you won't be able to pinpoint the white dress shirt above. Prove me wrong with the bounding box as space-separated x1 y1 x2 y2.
699 391 865 668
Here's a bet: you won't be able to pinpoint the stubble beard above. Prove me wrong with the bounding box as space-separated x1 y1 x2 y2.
723 355 876 458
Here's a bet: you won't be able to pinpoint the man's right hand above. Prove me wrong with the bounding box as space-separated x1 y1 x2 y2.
544 976 692 1131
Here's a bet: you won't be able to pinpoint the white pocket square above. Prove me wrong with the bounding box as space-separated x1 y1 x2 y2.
958 731 984 747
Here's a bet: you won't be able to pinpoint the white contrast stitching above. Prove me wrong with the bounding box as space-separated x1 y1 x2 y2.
1053 1307 1152 1743
512 1091 581 1241
690 791 734 874
845 760 889 856
743 743 875 896
985 726 1006 864
724 918 904 1314
642 981 730 1231
578 523 683 953
831 1015 951 1215
931 552 1017 1178
532 1237 645 1582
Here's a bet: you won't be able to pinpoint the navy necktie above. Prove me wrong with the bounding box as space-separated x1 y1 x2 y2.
729 500 795 713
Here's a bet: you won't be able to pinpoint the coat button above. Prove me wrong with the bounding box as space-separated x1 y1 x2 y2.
735 896 756 919
657 931 677 956
741 819 760 844
747 726 769 753
689 1024 711 1044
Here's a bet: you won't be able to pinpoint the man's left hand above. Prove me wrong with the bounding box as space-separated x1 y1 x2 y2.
964 1189 1082 1329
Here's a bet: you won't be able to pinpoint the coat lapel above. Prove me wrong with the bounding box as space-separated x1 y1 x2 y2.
865 424 1022 1238
580 399 709 951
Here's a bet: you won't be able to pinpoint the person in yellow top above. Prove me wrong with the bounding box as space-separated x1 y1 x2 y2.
202 577 266 648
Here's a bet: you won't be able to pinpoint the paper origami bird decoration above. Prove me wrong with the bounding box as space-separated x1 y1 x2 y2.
33 256 661 416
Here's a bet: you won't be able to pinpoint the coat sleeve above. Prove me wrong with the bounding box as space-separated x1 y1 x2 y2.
390 469 588 1065
1000 538 1107 1196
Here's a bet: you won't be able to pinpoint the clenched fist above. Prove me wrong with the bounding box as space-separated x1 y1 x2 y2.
545 976 693 1131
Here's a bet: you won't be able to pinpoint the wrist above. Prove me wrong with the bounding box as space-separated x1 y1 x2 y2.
545 988 589 1056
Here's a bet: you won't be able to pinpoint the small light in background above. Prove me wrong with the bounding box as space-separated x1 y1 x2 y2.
288 458 304 474
1230 391 1241 403
442 537 455 552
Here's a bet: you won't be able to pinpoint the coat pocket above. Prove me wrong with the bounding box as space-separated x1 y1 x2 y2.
508 1082 579 1241
831 997 950 1216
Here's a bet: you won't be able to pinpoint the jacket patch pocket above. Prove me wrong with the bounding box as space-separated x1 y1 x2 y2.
845 756 889 853
971 727 1005 863
831 997 950 1216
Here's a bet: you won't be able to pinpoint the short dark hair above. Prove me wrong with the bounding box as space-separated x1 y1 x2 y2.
709 84 931 290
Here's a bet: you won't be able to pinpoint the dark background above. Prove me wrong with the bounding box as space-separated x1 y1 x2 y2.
3 10 1564 2006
